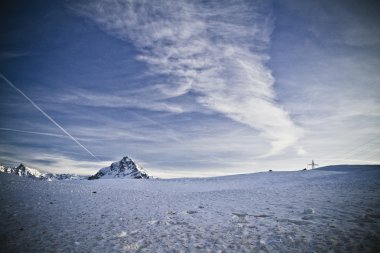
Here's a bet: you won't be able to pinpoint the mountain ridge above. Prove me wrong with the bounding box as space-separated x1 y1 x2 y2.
0 164 87 180
88 156 150 180
0 156 150 180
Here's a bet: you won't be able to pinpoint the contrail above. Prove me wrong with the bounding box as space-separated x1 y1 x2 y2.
0 73 99 161
130 111 183 143
0 127 67 138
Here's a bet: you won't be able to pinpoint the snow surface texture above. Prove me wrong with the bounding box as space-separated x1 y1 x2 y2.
89 156 150 180
0 165 379 252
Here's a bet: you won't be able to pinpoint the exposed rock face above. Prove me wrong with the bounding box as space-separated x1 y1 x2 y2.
0 163 42 177
88 156 150 180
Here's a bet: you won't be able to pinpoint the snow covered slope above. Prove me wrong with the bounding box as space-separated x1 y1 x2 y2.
89 156 150 180
40 173 87 181
1 164 379 252
0 165 10 173
0 163 42 177
315 164 380 172
0 164 86 180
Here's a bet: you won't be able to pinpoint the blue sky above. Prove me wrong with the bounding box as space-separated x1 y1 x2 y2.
1 0 379 178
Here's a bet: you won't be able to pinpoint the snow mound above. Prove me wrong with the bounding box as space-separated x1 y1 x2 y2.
88 156 150 180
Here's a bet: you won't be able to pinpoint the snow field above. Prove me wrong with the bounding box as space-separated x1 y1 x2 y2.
1 166 379 252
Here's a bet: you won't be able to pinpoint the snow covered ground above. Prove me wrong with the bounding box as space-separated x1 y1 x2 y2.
1 165 379 252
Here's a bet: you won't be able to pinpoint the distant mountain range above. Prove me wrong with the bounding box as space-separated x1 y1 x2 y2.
1 163 42 177
0 163 87 180
0 156 150 180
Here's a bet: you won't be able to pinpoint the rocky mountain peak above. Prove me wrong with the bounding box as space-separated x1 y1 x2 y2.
88 156 150 180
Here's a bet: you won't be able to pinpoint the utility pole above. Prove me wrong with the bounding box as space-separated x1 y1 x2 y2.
308 160 319 169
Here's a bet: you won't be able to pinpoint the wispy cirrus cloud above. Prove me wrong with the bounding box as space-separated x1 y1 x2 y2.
0 151 110 175
0 127 67 138
0 51 33 60
58 88 185 113
68 0 302 154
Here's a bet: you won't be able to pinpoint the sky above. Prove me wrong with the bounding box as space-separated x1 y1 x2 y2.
0 0 379 178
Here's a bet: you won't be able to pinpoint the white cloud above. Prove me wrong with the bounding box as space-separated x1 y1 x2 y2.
59 89 185 113
0 152 109 175
69 0 302 154
0 51 33 60
296 146 306 156
270 1 380 165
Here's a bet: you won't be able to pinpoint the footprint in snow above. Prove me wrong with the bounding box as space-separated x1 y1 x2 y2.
278 218 310 225
232 212 248 223
232 212 248 218
253 214 270 218
130 230 139 235
303 208 315 215
148 220 160 225
117 231 127 238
